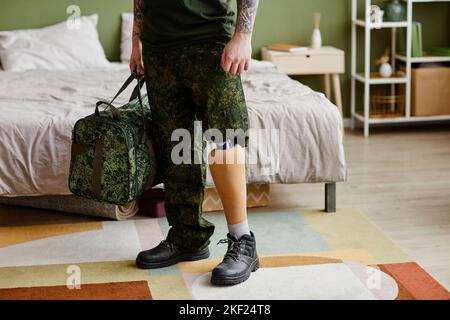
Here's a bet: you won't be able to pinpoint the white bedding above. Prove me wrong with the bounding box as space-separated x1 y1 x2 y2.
0 62 346 196
0 15 110 72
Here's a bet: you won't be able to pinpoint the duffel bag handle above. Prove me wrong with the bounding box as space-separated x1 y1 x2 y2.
95 100 122 119
132 70 151 142
130 76 145 102
95 68 144 120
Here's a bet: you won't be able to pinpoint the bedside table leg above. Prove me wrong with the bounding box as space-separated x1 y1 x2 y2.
332 74 343 116
323 74 331 99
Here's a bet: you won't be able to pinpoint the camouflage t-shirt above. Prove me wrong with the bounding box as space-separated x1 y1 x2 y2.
141 0 235 48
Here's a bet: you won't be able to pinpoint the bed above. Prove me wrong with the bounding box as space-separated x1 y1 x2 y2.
0 61 346 212
0 0 346 214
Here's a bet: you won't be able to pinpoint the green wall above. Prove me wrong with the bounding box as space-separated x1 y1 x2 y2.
0 0 449 117
253 0 351 116
0 0 131 62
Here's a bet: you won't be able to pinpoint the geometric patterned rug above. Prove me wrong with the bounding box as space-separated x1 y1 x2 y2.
0 208 448 300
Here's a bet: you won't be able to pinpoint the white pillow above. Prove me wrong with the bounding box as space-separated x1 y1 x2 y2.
120 13 133 64
0 14 110 71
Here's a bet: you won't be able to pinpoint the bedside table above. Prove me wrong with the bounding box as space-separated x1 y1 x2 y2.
261 46 345 115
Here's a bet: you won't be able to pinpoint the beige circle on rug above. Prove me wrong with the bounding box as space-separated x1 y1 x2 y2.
190 261 399 300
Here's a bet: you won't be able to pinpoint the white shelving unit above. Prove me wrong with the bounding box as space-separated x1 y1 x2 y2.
351 0 450 137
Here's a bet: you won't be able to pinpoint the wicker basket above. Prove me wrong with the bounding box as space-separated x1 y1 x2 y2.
369 88 405 118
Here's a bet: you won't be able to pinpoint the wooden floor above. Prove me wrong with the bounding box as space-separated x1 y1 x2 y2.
1 126 449 290
271 126 450 290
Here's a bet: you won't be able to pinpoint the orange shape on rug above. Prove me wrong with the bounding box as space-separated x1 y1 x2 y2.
379 262 450 300
0 280 152 300
0 222 103 248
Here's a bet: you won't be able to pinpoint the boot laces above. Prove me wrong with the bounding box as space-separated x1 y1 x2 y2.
161 240 173 249
217 238 244 261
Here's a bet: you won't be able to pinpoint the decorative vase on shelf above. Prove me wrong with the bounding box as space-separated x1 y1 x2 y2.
310 13 322 49
379 63 393 78
384 0 406 22
370 5 384 29
376 49 393 78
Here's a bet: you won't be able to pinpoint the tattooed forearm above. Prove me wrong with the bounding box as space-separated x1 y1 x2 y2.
236 0 259 34
133 0 144 41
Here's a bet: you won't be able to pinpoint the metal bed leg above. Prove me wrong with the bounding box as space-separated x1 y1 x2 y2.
325 183 336 213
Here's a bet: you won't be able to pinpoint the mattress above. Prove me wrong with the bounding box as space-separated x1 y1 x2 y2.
0 61 346 197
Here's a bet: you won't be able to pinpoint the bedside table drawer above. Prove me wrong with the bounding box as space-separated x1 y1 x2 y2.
262 47 345 75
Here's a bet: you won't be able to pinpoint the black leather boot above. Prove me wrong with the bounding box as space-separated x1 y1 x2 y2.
136 240 210 269
211 232 259 286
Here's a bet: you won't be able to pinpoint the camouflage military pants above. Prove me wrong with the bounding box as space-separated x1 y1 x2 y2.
142 42 249 250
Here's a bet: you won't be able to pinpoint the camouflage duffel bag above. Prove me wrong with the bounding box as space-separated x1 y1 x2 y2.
68 71 157 205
